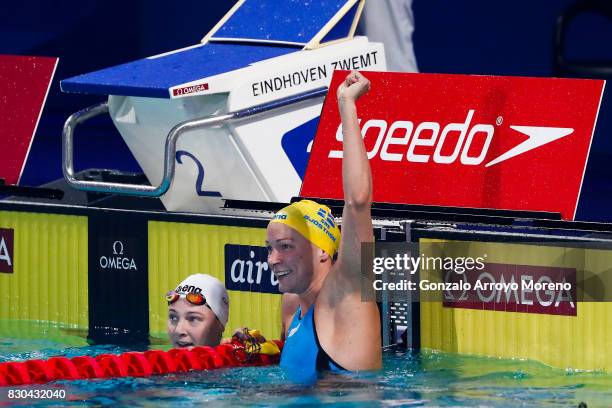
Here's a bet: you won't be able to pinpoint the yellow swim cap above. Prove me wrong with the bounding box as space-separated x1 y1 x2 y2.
270 200 341 257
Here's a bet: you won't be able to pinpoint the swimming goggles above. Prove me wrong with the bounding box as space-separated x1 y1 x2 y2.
166 291 207 306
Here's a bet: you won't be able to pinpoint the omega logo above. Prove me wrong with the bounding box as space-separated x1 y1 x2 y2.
113 241 124 256
99 240 137 271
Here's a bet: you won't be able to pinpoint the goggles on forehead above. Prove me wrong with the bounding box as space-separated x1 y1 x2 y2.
166 291 207 306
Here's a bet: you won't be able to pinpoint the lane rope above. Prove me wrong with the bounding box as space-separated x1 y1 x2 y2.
0 339 284 386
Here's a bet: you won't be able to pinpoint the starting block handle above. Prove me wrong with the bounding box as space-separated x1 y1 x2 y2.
62 87 328 197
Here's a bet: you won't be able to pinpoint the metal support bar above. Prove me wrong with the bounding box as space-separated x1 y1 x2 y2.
62 87 328 197
378 226 392 348
400 220 419 350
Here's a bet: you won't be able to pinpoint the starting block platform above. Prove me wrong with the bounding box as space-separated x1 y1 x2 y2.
61 43 298 98
60 0 385 213
205 0 362 47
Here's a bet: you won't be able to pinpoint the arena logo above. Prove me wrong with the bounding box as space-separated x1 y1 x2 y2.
98 240 138 271
328 110 574 167
0 228 14 273
442 263 577 316
224 244 279 294
175 285 202 295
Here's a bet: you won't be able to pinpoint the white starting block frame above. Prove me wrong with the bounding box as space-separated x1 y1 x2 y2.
61 0 386 213
62 87 327 196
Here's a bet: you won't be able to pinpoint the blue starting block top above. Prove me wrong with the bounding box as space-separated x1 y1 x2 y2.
61 43 297 98
61 0 362 98
211 0 354 45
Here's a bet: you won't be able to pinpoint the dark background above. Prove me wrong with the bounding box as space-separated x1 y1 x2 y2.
2 0 611 220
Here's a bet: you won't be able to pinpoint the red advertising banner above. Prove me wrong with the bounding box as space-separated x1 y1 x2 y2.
441 263 577 317
0 55 58 185
301 71 605 220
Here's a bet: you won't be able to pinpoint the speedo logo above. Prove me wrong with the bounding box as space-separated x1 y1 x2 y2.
329 110 574 167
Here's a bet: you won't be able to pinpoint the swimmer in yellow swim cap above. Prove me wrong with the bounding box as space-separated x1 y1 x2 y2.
267 71 381 378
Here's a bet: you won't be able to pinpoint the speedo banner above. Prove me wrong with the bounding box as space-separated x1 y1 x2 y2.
301 71 605 220
0 55 58 185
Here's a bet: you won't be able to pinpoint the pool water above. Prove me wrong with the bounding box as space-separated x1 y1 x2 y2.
1 321 611 407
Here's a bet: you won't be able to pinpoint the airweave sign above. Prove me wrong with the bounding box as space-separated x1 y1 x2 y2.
0 228 14 273
224 244 279 294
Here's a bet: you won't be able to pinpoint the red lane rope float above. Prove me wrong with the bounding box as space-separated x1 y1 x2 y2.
0 340 284 386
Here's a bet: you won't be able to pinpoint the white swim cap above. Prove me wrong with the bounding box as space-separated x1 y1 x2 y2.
173 274 229 327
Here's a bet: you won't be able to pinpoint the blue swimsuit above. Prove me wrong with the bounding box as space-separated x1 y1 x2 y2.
280 305 346 383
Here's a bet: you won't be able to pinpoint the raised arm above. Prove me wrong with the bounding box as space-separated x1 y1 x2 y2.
315 71 380 370
335 71 374 287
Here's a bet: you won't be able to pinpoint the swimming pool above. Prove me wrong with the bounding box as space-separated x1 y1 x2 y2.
1 321 611 407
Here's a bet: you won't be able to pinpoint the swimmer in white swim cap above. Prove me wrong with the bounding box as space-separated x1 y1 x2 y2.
166 274 229 348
